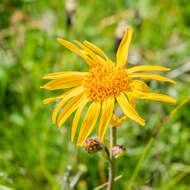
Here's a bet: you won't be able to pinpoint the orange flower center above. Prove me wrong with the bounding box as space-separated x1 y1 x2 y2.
83 64 131 102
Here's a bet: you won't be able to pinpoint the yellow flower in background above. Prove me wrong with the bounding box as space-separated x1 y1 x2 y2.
41 28 176 146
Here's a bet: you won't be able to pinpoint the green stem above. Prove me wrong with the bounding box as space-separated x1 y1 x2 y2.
107 126 117 190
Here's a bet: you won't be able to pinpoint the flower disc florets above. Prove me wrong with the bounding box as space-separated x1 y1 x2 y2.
83 64 131 102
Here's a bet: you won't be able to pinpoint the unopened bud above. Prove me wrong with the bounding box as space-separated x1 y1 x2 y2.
112 146 126 158
83 138 103 154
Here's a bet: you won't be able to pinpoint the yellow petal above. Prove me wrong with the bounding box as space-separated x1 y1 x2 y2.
43 72 65 79
116 92 145 126
127 65 170 73
74 40 102 64
127 93 136 108
52 86 84 123
132 91 176 103
110 114 128 127
129 73 176 84
110 93 136 126
116 28 133 68
130 80 149 93
43 72 87 79
57 94 88 128
71 98 89 142
124 80 148 108
57 38 84 56
110 93 137 126
98 97 115 142
84 40 107 58
77 101 101 146
83 40 114 65
43 96 62 104
43 86 83 104
41 74 84 90
57 38 95 66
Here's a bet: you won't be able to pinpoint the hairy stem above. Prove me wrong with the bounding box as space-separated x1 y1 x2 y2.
107 126 117 190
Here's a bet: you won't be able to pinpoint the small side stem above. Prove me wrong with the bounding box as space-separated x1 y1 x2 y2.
107 126 117 190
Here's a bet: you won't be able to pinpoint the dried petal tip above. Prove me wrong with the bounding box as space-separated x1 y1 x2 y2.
83 138 103 154
112 145 126 158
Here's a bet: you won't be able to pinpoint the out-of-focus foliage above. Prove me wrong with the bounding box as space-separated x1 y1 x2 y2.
0 0 190 189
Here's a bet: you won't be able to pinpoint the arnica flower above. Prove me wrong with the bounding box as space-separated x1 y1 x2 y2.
41 28 176 146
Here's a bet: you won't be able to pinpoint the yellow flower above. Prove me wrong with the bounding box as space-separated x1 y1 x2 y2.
41 28 176 146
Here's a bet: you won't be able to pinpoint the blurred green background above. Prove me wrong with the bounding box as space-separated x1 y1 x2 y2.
0 0 190 189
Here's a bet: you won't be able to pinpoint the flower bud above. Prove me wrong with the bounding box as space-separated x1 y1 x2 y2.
83 138 103 154
112 145 126 158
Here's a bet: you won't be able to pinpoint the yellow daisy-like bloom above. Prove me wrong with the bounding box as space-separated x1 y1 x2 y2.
41 28 176 146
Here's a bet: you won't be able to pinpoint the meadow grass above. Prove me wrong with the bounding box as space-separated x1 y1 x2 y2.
0 0 190 189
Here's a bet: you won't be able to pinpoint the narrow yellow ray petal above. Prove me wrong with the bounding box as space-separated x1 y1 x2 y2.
71 98 89 142
43 72 65 79
127 65 170 73
127 93 136 108
130 80 149 93
116 28 133 68
57 94 88 128
41 80 81 90
129 73 176 84
83 40 114 65
43 97 62 104
84 41 106 57
52 86 84 123
98 97 115 142
81 54 96 67
43 86 83 104
57 38 84 55
41 74 84 90
43 72 87 79
124 80 148 109
111 93 136 124
77 102 101 146
116 92 145 126
132 91 176 103
57 38 95 66
110 114 128 127
74 40 102 63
